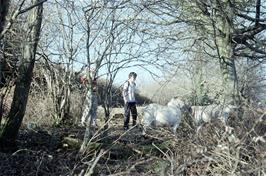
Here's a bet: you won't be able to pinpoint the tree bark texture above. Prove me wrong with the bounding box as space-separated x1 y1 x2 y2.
214 1 240 105
0 0 10 36
0 0 43 150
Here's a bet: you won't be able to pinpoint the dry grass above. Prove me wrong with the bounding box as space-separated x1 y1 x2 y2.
0 103 265 175
1 81 266 175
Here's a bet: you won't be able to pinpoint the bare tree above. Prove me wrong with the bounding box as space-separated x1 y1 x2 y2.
137 0 266 105
0 0 10 121
36 0 86 124
80 1 150 151
188 0 266 105
1 0 47 39
0 0 44 150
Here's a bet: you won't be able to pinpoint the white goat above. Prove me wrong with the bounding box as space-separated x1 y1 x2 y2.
141 98 184 135
191 104 237 125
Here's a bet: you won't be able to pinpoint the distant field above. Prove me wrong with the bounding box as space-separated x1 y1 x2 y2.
97 106 144 120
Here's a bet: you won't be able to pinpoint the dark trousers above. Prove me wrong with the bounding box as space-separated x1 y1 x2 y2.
124 102 137 128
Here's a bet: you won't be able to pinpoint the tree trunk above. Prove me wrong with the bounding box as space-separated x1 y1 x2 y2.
102 102 110 138
194 51 206 105
214 1 240 105
59 68 71 122
0 0 10 123
0 0 10 36
49 66 71 124
80 87 96 153
102 82 113 137
0 0 43 150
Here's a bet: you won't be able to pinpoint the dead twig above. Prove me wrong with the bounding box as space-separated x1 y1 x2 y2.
85 149 106 176
108 157 155 176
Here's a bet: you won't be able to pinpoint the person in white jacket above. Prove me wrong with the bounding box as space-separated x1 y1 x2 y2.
122 72 137 130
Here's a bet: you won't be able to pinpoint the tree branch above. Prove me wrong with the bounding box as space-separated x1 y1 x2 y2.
0 0 47 38
255 0 261 26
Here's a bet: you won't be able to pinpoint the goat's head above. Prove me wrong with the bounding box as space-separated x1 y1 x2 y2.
167 97 185 108
168 97 192 112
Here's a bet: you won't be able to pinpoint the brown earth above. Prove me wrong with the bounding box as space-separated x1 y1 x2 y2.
0 109 266 176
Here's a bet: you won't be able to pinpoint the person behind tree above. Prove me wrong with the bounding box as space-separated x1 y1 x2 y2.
80 66 98 127
123 72 137 130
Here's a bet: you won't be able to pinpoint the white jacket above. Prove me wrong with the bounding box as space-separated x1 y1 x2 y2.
123 81 136 103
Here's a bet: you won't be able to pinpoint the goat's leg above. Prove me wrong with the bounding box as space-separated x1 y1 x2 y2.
142 126 147 135
172 123 179 135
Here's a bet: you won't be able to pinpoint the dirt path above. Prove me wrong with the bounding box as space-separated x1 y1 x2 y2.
1 111 265 175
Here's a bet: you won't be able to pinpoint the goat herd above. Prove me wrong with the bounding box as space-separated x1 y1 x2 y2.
140 97 238 135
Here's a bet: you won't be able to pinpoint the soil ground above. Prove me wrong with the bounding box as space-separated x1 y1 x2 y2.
0 110 266 176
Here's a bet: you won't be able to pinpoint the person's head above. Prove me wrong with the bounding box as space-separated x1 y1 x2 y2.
128 72 137 82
